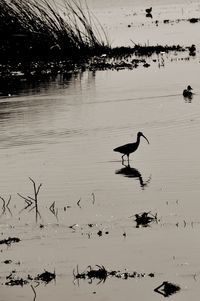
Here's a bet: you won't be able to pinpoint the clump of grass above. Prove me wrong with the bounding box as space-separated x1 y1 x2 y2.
0 0 110 62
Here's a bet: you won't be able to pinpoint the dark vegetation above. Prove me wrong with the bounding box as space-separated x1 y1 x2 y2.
0 237 20 245
162 17 200 25
134 211 158 227
0 0 194 88
18 177 42 223
4 270 56 286
73 264 155 284
0 2 194 297
74 266 180 297
0 0 109 63
0 180 185 297
0 0 188 63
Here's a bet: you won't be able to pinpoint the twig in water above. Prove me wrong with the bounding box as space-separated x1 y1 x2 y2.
18 178 42 222
17 193 33 206
49 202 59 221
77 198 81 208
31 285 37 301
91 193 95 204
69 224 77 230
0 196 6 212
49 201 55 213
6 195 11 209
0 195 12 217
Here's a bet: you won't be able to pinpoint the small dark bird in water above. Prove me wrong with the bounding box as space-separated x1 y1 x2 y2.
183 85 193 98
113 132 149 163
145 7 152 14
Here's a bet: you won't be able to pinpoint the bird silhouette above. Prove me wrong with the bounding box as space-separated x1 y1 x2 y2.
113 132 149 163
183 85 193 98
145 7 152 14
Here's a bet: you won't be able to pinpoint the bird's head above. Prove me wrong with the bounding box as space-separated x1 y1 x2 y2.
138 132 150 144
187 85 193 91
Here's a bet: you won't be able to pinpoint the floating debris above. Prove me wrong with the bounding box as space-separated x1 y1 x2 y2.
35 270 56 283
189 18 199 23
97 230 103 237
4 270 56 286
135 212 158 227
154 281 181 297
5 278 28 286
3 259 12 264
0 237 20 245
161 17 200 26
132 44 185 56
188 44 196 56
73 265 155 283
143 62 150 68
5 270 27 286
163 19 170 24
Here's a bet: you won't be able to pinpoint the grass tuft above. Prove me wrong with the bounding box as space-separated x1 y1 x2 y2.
0 0 110 62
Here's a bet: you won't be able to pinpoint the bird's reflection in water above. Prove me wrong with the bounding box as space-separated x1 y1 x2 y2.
115 162 151 190
184 95 193 103
146 12 152 18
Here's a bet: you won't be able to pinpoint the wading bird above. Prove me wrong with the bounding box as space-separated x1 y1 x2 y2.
183 85 193 98
113 132 149 163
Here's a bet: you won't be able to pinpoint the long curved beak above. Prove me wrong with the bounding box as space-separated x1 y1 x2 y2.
142 134 150 144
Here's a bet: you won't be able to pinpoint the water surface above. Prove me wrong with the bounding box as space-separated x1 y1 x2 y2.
1 1 200 301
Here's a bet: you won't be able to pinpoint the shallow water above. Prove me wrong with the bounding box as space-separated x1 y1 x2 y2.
1 1 200 301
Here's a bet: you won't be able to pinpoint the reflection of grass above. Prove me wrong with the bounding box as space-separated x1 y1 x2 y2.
0 0 110 62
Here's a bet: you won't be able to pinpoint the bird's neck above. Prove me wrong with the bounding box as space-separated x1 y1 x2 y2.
136 135 141 147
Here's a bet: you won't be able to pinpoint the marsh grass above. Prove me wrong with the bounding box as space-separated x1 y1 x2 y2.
0 0 110 62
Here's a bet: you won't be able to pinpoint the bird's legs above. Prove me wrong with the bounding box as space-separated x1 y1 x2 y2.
121 154 129 164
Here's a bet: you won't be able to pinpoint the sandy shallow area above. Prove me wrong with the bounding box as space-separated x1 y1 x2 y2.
1 1 200 300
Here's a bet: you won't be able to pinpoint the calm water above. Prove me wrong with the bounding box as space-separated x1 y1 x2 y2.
1 1 200 301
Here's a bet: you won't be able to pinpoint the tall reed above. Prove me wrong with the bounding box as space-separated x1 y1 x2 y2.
0 0 110 62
